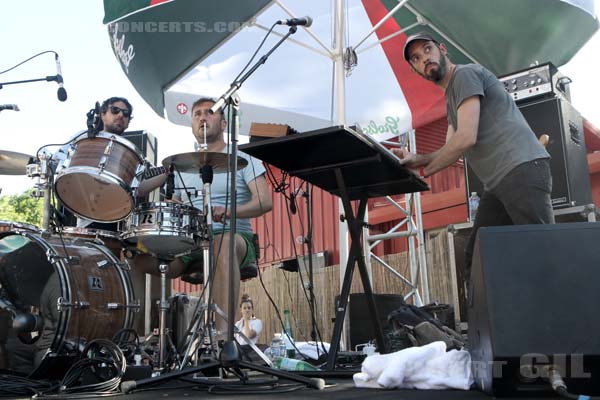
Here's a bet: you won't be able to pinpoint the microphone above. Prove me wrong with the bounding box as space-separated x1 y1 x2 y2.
166 164 175 200
55 54 68 102
277 16 313 27
87 101 101 138
0 104 20 111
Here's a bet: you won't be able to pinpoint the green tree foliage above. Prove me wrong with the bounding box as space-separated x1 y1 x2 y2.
0 189 44 227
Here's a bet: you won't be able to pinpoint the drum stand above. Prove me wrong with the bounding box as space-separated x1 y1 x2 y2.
139 257 179 372
156 261 172 371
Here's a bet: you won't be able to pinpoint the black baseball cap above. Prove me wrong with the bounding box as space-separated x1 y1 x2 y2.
403 32 439 61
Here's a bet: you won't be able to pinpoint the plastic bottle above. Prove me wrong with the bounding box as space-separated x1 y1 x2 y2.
269 333 286 364
468 192 480 222
272 357 321 371
283 309 295 358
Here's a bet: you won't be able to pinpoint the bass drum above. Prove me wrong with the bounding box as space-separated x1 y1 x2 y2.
59 227 123 259
0 230 137 378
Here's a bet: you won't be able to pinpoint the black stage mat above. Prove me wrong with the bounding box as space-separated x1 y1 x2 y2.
59 378 548 400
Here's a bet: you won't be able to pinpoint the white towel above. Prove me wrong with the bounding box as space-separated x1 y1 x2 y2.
294 341 330 360
353 341 473 390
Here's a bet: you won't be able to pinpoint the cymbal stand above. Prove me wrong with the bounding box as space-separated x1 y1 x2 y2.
120 25 324 393
177 165 273 369
178 164 218 367
27 149 52 231
157 259 172 371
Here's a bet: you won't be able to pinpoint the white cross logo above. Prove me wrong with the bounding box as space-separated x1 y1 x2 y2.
176 103 188 115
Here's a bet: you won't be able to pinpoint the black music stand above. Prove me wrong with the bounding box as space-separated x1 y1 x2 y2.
240 125 428 370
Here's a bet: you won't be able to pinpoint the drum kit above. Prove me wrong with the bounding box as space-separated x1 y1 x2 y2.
0 134 261 379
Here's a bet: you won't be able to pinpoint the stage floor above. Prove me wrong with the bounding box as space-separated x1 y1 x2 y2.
97 379 540 400
4 376 558 400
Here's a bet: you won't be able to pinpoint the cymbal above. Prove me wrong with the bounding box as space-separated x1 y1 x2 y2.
0 150 34 175
162 151 248 174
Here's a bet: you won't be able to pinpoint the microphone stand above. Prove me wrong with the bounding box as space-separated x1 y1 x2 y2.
302 183 319 344
0 75 62 89
120 25 324 393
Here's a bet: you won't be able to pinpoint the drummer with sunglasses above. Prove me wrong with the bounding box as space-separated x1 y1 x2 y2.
52 97 167 230
101 98 133 135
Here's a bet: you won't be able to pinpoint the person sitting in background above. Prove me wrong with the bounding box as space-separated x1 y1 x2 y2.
234 295 262 345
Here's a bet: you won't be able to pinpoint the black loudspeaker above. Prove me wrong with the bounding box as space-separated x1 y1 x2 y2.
121 130 158 165
121 130 160 203
347 293 405 349
468 223 600 396
466 97 592 210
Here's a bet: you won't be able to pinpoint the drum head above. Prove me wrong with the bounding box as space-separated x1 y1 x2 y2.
0 233 54 307
123 234 197 258
55 173 133 222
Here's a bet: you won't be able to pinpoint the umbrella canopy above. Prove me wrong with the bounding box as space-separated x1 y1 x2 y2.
103 0 272 115
104 0 598 137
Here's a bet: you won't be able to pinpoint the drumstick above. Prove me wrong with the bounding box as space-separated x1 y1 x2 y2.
201 122 208 150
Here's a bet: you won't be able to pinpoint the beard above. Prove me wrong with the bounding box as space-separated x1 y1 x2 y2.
104 121 126 135
422 55 447 83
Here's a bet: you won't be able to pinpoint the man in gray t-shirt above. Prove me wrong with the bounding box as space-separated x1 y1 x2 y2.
393 33 554 279
130 98 272 338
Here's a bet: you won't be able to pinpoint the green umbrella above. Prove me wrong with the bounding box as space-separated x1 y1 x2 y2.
103 0 598 128
103 0 272 116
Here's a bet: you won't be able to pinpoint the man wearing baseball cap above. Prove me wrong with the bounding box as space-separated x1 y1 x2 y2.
392 32 554 280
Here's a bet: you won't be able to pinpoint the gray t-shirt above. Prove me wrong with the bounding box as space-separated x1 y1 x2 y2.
175 150 266 233
446 64 549 190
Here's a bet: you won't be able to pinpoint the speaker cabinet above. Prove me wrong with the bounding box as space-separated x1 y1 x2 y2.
466 97 592 211
468 223 600 396
121 130 158 164
346 293 405 349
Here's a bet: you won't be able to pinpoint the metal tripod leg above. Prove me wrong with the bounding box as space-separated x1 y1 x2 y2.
158 262 169 371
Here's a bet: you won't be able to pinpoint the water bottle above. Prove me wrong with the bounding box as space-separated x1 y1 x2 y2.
468 192 480 222
283 309 295 358
269 333 285 364
272 357 321 371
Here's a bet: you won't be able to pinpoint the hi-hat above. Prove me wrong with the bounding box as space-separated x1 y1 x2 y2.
0 150 34 175
162 151 247 174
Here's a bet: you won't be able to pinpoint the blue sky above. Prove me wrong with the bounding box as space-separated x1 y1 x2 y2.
1 0 599 196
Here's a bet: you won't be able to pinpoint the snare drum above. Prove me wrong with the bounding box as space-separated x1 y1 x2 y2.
121 202 201 258
0 230 136 378
54 132 144 223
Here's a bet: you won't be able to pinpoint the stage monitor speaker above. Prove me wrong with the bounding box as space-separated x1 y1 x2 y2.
121 130 158 165
346 293 405 350
465 96 592 212
468 223 600 396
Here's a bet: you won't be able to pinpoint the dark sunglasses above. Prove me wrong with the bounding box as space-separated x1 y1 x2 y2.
109 105 131 118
